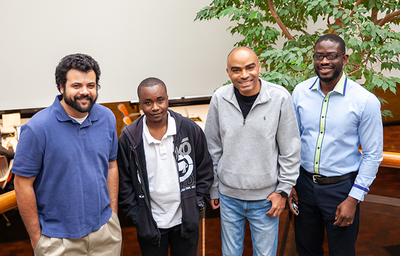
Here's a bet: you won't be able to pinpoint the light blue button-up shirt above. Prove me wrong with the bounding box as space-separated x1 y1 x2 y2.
292 74 383 201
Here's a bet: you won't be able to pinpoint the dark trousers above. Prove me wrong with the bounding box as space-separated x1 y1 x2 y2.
294 168 360 256
137 224 199 256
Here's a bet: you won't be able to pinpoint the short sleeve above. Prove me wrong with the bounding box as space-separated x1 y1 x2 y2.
12 125 44 177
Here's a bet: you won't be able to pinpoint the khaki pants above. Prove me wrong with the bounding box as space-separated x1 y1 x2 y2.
34 211 122 256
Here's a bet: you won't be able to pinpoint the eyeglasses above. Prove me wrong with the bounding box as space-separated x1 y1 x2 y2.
313 52 345 61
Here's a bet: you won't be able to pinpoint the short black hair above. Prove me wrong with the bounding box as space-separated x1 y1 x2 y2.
315 34 346 53
55 53 101 92
137 77 167 98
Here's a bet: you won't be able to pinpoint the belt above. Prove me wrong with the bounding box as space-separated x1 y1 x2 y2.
301 166 357 185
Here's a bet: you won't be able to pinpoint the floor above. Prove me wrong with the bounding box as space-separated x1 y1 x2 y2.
1 125 399 256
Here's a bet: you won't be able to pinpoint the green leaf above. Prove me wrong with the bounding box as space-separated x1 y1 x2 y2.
382 110 393 118
291 65 303 72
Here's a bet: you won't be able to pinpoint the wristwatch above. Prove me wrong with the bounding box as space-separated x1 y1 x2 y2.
279 191 288 198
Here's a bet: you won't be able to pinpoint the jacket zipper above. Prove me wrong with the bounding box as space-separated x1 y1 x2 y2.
132 147 161 247
173 134 185 237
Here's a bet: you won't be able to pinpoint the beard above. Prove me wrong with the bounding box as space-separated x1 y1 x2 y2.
63 91 97 113
314 63 343 83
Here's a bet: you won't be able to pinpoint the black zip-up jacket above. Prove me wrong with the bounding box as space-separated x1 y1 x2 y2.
117 110 213 245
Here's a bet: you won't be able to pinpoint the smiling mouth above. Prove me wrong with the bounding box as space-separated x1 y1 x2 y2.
318 66 334 73
77 99 90 105
240 79 253 86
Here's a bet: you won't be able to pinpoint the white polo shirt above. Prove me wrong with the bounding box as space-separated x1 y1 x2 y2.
143 113 182 229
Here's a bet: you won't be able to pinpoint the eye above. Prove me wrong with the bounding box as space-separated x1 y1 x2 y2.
327 54 338 60
158 99 164 103
248 66 255 70
232 69 240 73
314 54 324 60
87 84 96 89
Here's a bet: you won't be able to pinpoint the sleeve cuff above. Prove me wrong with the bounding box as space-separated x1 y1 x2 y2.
349 185 369 202
210 187 219 199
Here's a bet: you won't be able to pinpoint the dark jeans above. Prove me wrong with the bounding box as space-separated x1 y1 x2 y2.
137 224 199 256
294 167 360 256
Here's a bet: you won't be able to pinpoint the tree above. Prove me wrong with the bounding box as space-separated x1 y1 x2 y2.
195 0 400 117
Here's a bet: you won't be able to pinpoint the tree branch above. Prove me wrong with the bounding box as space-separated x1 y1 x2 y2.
388 17 400 23
378 10 400 26
348 63 360 76
348 68 360 76
371 8 378 24
299 28 309 35
349 0 364 18
267 0 294 40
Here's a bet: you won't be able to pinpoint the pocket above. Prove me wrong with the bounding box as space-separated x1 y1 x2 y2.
33 234 44 255
106 212 122 243
181 196 200 233
110 211 121 225
135 206 159 241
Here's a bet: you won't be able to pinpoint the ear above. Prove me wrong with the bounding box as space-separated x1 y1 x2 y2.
226 68 229 75
343 54 349 66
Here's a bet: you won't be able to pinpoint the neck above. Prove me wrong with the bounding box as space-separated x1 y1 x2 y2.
320 72 343 95
146 117 168 141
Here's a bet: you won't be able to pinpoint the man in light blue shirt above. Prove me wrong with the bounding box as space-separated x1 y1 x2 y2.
289 34 383 256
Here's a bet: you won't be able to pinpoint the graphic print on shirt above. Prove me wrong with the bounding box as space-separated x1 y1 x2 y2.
176 137 195 192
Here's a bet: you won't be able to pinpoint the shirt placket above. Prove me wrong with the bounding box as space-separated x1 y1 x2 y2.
313 92 332 174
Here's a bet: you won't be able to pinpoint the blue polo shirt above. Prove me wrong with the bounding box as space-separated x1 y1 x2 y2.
12 95 118 239
292 75 383 201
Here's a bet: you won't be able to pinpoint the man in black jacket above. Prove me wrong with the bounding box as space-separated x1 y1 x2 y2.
118 77 213 256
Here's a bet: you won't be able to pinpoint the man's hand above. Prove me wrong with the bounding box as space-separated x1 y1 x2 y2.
107 160 119 214
14 174 41 250
334 196 358 227
210 199 220 210
266 192 286 217
287 187 299 216
31 233 41 249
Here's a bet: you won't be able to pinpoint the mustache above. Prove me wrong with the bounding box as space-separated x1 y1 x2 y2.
74 95 93 100
318 64 334 68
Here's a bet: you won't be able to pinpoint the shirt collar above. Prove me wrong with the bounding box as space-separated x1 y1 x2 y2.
309 73 348 96
143 111 176 144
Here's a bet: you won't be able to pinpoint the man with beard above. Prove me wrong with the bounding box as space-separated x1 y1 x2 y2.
289 34 383 255
12 53 122 255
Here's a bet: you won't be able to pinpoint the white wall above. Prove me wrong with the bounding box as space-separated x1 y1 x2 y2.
0 0 239 111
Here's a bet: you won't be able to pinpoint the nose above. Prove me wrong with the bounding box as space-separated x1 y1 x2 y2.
320 56 330 64
240 69 249 79
80 85 90 95
152 102 160 111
